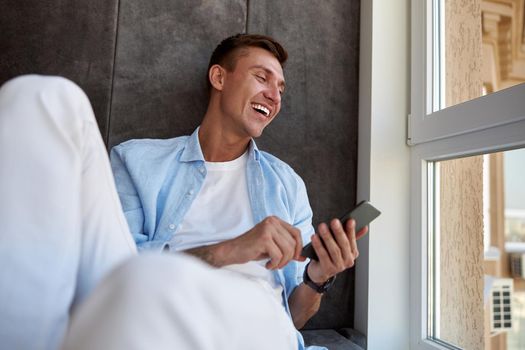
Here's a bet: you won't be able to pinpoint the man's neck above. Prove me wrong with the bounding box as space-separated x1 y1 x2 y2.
198 117 250 162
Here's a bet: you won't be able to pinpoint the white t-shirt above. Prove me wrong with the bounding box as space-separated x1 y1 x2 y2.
170 150 284 305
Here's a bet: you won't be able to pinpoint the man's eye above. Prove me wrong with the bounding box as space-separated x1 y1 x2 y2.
256 75 266 82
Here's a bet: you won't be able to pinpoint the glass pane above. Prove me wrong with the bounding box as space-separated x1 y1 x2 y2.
428 148 525 350
429 155 485 349
504 148 525 349
435 0 525 110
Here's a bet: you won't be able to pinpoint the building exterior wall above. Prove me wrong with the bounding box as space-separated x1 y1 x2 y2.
439 156 485 350
440 1 484 349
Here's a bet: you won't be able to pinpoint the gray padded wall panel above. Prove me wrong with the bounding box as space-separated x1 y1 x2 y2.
0 0 119 139
248 0 360 330
1 0 361 335
107 0 247 148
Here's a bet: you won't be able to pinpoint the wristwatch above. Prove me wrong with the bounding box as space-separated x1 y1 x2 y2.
303 262 336 293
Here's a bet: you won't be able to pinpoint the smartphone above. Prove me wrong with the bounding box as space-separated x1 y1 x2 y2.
301 200 381 261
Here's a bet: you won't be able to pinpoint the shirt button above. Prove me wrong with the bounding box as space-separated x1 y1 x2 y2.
169 224 176 230
199 167 205 174
188 189 194 195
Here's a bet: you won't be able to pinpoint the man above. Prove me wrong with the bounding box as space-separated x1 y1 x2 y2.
111 34 368 349
0 75 299 350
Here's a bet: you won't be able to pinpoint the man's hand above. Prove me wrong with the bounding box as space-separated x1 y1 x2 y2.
307 219 368 283
288 220 367 329
185 216 304 268
228 216 305 269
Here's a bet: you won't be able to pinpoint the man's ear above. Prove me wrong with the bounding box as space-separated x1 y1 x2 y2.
209 64 225 91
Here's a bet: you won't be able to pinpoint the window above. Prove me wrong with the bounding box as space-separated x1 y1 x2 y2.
410 0 525 349
410 0 525 146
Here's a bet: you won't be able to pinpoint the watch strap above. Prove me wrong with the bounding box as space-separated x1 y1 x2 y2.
303 262 336 293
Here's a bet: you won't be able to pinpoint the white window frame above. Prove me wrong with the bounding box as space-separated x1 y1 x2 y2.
409 0 525 146
409 0 525 349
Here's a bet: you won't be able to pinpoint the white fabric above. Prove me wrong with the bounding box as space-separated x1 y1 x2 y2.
0 75 296 350
0 75 137 350
172 150 254 250
61 254 297 350
172 150 283 304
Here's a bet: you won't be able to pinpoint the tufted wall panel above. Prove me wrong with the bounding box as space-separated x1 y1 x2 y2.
247 0 361 329
0 0 119 139
0 0 361 337
107 0 247 147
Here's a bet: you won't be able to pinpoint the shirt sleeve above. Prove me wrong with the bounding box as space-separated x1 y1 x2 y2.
283 173 314 300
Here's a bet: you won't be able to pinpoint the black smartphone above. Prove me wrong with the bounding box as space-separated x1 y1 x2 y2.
301 200 381 261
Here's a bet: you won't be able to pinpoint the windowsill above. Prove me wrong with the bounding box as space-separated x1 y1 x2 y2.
505 242 525 253
484 246 501 261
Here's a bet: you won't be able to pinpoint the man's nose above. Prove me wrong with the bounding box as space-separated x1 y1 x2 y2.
264 85 281 104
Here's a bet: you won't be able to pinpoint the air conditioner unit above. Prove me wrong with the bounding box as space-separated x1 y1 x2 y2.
489 278 513 334
509 253 525 278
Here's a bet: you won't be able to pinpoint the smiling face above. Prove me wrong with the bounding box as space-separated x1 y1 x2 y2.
211 46 285 139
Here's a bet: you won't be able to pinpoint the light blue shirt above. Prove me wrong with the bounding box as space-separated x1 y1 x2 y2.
110 127 325 350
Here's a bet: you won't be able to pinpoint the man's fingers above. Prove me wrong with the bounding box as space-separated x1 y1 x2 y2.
315 223 340 269
278 219 303 259
311 233 331 267
306 220 365 283
318 222 343 266
356 225 369 240
330 219 351 262
280 223 301 256
267 216 302 261
345 219 359 260
271 228 295 269
265 240 284 270
257 216 303 268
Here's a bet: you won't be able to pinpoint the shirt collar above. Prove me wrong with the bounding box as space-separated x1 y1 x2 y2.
248 138 261 162
180 127 205 162
180 126 261 163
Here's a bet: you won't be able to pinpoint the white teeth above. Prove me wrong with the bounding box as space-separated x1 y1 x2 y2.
252 103 270 117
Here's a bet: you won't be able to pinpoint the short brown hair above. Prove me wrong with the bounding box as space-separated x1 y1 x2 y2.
206 33 288 89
